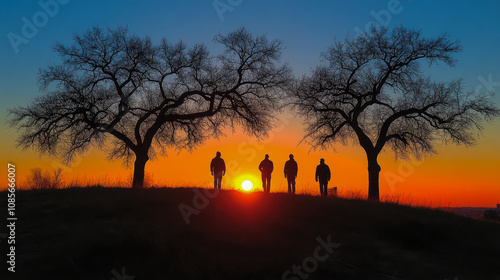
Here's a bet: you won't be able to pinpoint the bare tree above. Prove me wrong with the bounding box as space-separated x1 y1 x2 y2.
10 26 291 188
292 26 499 201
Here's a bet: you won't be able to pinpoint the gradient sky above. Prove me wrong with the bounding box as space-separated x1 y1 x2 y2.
1 0 499 207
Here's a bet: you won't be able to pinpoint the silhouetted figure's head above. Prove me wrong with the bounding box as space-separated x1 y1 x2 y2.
289 154 294 160
320 158 325 164
216 151 221 158
265 154 269 159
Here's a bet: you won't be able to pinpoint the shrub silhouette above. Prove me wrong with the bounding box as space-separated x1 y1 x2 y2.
28 168 63 190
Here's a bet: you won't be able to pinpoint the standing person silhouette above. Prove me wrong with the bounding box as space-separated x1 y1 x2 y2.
315 158 331 197
259 154 274 193
210 151 226 190
284 154 298 194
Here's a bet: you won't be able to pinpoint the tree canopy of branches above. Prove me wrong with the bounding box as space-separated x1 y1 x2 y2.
292 26 499 201
10 26 291 188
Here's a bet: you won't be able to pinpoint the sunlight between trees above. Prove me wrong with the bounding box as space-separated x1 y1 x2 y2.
9 26 499 200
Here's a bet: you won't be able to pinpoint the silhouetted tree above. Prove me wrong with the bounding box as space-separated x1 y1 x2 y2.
292 26 499 201
9 26 291 188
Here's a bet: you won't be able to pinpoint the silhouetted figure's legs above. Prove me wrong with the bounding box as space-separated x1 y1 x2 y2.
287 177 295 194
217 175 222 190
214 172 223 190
262 173 267 192
262 173 271 193
319 181 328 197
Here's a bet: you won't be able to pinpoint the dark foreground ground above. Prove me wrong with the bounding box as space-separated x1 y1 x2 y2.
1 187 499 280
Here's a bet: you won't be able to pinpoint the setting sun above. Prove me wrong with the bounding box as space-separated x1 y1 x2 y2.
1 1 500 279
241 180 253 191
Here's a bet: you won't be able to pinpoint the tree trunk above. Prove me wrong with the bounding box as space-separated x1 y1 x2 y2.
367 152 381 201
132 151 149 189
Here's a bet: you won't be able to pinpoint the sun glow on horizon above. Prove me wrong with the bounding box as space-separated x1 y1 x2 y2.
241 180 253 191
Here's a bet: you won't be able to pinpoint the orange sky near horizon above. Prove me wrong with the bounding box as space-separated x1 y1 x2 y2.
2 111 499 208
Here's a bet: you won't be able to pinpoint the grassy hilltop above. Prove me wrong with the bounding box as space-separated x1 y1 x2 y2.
1 187 499 280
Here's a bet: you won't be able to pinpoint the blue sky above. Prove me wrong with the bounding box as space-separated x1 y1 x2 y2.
1 0 499 145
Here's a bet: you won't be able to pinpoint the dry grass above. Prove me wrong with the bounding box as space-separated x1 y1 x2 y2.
6 168 469 214
12 171 454 211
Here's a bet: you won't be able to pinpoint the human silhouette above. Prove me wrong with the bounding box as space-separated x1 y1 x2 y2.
315 158 331 197
259 154 274 193
210 151 226 190
284 154 298 194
